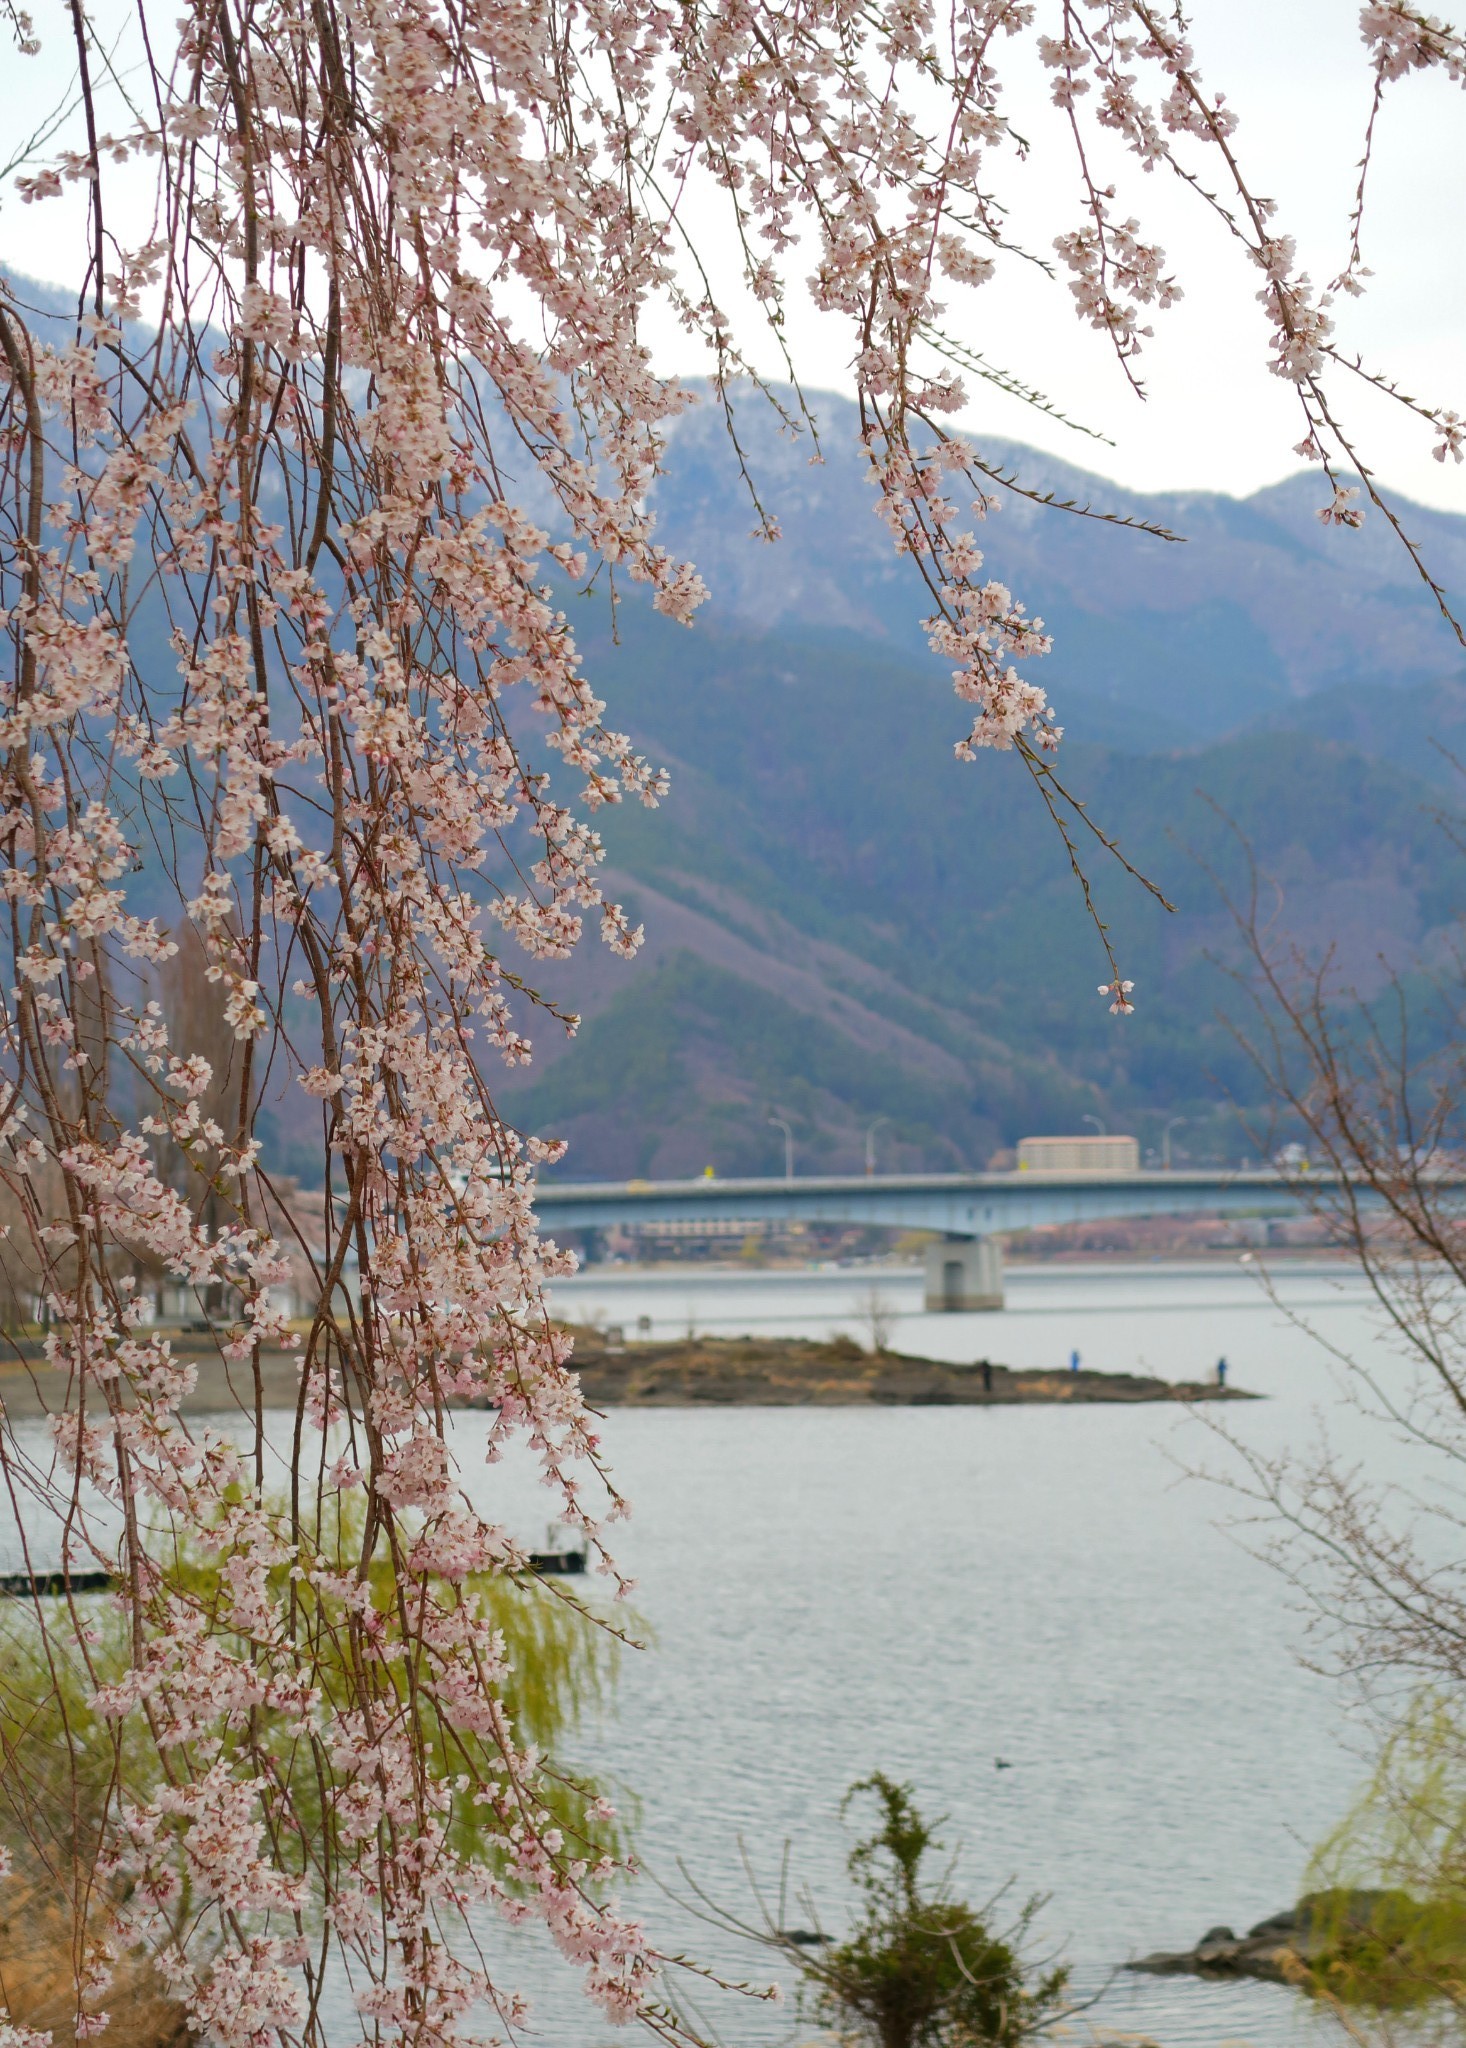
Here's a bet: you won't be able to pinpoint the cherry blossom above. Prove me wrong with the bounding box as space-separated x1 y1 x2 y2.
0 2 1459 2044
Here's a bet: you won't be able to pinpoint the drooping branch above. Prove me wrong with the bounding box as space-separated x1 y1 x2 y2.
0 2 1460 2044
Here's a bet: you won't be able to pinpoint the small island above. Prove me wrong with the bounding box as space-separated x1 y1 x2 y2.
567 1331 1258 1407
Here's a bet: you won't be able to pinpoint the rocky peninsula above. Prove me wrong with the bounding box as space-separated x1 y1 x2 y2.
567 1331 1257 1407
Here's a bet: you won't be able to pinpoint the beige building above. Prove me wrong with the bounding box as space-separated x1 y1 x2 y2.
1016 1134 1140 1174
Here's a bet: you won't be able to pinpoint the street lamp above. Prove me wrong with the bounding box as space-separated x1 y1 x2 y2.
1163 1116 1187 1172
1082 1113 1106 1137
865 1115 889 1176
768 1115 795 1182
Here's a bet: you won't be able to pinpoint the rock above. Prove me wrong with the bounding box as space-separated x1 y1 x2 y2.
1297 1887 1399 1932
1131 1888 1442 1993
1247 1909 1298 1939
1129 1909 1315 1988
1130 1948 1200 1977
1130 1936 1300 1986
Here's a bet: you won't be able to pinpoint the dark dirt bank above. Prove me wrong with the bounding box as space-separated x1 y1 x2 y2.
567 1331 1258 1407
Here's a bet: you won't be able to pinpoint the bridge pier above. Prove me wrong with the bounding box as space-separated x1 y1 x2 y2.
923 1236 1003 1312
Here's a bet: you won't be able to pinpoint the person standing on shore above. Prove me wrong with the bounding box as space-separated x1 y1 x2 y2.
1217 1357 1228 1387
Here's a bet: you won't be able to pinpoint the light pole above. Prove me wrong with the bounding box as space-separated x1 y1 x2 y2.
768 1115 794 1182
865 1115 889 1176
1082 1113 1106 1137
1162 1116 1187 1172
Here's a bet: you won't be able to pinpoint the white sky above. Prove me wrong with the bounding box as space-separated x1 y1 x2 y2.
2 0 1463 510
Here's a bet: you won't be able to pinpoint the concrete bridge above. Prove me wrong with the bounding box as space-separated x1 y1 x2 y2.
533 1168 1351 1309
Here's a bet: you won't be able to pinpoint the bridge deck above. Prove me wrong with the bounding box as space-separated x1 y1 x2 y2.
532 1169 1335 1238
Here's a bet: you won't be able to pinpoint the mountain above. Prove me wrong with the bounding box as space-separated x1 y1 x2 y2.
482 388 1466 1179
649 389 1466 746
4 284 1459 1176
1256 675 1466 789
500 610 1466 1179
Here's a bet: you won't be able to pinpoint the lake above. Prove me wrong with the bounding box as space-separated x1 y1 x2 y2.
0 1256 1428 2047
466 1256 1419 2046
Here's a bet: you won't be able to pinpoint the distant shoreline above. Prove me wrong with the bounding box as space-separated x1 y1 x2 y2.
568 1332 1258 1408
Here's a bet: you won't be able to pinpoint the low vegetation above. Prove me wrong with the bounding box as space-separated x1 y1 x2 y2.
1297 1698 1466 2016
788 1776 1070 2048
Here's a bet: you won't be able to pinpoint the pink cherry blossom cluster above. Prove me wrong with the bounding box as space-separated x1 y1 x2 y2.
0 1 1460 2043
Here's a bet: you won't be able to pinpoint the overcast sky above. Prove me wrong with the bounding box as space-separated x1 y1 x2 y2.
2 0 1462 512
642 0 1466 515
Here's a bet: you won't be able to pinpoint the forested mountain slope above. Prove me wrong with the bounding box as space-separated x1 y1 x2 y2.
504 611 1466 1178
499 390 1466 1178
649 388 1466 744
4 290 1456 1177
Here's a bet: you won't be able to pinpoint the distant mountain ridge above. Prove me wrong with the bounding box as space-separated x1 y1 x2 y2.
653 386 1466 746
494 388 1466 1178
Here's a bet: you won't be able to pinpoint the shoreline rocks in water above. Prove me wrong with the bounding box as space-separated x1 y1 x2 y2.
1129 1893 1402 1987
1130 1917 1309 1987
568 1331 1260 1407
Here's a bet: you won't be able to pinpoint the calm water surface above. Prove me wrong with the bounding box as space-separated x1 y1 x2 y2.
469 1258 1424 2047
4 1258 1432 2047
